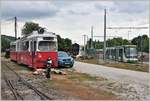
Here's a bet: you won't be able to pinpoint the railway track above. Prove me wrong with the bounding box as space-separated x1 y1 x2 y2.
2 61 52 100
3 72 24 100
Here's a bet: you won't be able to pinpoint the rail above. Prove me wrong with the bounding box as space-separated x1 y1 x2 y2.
2 61 52 100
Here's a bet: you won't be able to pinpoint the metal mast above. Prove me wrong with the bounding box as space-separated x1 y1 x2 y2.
103 9 107 61
14 16 17 40
91 26 93 49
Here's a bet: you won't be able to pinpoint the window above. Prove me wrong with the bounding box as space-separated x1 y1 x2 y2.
58 52 68 57
125 47 137 58
43 37 54 40
10 45 16 51
38 41 56 51
30 41 37 52
23 41 29 51
119 48 123 61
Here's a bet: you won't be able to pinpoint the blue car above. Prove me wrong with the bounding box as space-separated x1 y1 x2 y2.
58 51 74 67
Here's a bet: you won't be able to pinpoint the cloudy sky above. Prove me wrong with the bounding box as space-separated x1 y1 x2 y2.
1 0 149 45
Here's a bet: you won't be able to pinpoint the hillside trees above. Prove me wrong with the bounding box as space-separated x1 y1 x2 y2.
1 35 16 52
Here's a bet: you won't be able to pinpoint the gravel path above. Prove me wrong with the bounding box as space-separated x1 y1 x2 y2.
74 61 150 100
74 61 149 84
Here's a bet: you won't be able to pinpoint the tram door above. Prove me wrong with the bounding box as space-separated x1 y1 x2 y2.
118 48 123 62
30 41 36 68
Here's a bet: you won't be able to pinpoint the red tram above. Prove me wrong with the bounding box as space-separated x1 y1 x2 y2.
10 31 58 69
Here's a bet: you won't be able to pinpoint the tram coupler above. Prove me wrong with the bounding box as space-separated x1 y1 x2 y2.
45 57 52 79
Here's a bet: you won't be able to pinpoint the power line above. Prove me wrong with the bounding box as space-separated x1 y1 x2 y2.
1 16 17 39
94 35 121 38
1 21 14 25
107 26 148 41
1 17 14 23
107 27 148 29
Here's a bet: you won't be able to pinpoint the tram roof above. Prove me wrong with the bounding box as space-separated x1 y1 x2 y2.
122 45 136 47
10 31 57 44
106 45 136 49
19 31 56 40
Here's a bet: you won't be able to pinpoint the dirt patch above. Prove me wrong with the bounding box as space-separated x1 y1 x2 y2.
45 69 118 100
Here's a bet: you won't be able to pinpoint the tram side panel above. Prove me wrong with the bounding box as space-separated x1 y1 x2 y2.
34 51 58 69
10 51 17 61
16 41 58 69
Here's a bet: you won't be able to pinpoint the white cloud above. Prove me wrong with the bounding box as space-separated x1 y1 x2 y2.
1 0 59 20
1 0 149 45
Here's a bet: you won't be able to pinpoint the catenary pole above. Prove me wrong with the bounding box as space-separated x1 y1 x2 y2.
91 26 93 49
103 9 106 61
14 16 17 40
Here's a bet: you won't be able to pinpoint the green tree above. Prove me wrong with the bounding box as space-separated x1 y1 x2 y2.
131 35 149 53
57 35 64 50
106 37 131 47
123 39 131 45
64 38 72 49
95 40 103 49
57 35 72 51
22 22 44 36
1 35 16 52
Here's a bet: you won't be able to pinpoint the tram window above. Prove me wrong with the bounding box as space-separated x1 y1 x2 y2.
17 43 20 51
25 41 29 51
30 41 37 52
43 37 54 40
119 49 123 61
34 41 36 52
125 47 137 58
114 49 116 59
22 41 29 51
10 45 16 51
38 41 56 51
116 49 119 60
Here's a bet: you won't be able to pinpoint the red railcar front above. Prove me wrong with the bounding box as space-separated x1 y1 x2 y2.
32 40 58 69
11 31 58 69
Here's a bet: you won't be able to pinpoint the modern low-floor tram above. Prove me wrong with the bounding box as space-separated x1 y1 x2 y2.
106 45 138 63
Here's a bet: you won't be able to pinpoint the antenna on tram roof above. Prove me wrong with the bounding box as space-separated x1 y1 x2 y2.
38 28 45 34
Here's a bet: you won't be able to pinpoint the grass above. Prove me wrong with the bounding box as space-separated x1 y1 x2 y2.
77 58 149 72
68 72 98 81
45 71 117 100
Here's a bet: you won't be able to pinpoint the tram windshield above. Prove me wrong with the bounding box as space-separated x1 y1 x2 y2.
38 41 57 51
125 47 137 58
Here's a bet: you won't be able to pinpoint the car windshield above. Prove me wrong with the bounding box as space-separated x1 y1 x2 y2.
125 47 137 58
58 52 69 57
38 41 56 51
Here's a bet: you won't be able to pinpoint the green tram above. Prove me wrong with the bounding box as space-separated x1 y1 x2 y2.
106 45 138 63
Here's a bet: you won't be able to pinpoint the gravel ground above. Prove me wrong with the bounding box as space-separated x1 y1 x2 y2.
1 57 149 100
1 58 72 100
74 61 150 100
1 63 47 100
